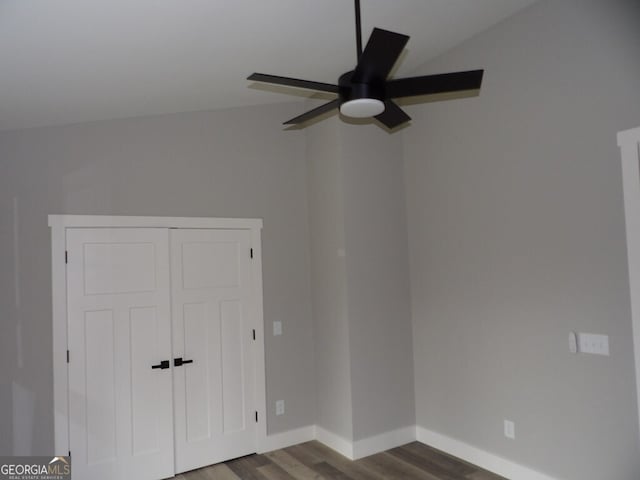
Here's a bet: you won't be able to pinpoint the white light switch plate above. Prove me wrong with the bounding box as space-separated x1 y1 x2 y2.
579 333 609 356
273 321 282 336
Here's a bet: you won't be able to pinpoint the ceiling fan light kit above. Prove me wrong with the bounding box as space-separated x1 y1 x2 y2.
340 98 385 118
248 0 484 130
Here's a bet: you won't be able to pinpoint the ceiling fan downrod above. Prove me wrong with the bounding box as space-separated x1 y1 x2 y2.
354 0 363 60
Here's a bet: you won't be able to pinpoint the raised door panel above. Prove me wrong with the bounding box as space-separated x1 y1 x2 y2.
220 300 246 434
183 301 217 443
84 309 117 465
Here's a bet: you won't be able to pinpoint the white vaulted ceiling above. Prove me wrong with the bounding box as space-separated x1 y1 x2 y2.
0 0 537 131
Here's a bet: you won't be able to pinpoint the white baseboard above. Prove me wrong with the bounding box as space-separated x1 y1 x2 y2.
258 423 559 480
352 426 417 460
315 426 354 459
314 425 416 460
257 425 316 454
416 427 559 480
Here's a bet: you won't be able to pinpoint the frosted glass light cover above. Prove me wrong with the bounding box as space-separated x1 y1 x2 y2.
340 98 385 118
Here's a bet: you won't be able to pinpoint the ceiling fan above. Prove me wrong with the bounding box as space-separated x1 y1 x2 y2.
247 0 484 130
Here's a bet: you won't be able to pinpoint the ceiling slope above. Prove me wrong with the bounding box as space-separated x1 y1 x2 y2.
0 0 537 131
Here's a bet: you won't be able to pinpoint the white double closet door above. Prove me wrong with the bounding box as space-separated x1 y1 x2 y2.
66 227 257 480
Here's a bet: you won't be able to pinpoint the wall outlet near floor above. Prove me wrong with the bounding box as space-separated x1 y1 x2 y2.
504 419 515 440
275 400 285 416
273 321 282 336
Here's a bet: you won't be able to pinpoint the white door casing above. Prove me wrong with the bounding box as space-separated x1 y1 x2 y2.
66 228 174 480
171 229 257 473
50 216 267 477
618 126 640 449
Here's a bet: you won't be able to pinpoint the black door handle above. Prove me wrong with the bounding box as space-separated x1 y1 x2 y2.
174 357 194 367
151 360 170 370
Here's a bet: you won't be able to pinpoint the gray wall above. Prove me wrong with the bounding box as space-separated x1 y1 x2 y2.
306 117 354 441
0 102 316 455
403 0 640 478
307 117 415 442
341 123 415 441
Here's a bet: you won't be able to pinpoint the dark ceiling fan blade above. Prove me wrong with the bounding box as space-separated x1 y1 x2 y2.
375 100 411 129
386 70 484 99
351 28 409 84
283 99 341 125
248 73 339 94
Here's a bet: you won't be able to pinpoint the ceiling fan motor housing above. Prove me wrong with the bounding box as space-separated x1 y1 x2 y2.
338 71 385 104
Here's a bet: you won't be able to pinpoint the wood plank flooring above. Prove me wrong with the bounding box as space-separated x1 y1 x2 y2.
178 441 506 480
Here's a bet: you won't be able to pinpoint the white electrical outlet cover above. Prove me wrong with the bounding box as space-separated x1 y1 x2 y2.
273 321 282 336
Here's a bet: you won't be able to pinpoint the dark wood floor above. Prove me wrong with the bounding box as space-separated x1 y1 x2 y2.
179 441 506 480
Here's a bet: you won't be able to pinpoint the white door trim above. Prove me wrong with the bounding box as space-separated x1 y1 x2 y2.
617 126 640 448
48 215 267 458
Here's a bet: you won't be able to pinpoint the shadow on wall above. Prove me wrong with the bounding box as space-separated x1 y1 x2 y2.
0 386 13 455
0 196 38 455
12 380 37 455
